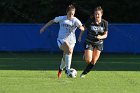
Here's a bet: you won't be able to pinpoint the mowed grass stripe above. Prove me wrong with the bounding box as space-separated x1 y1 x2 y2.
0 70 139 93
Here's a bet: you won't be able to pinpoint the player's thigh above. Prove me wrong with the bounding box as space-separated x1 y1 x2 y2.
57 40 74 54
84 49 93 62
84 43 93 63
92 42 103 61
92 48 101 64
62 42 74 55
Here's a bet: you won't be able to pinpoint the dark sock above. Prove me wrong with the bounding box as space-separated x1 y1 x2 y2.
82 63 94 75
65 69 68 74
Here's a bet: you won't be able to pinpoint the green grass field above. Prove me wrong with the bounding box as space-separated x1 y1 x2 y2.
0 52 140 93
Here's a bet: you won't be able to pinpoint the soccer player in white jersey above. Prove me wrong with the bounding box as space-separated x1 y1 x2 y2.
40 5 84 78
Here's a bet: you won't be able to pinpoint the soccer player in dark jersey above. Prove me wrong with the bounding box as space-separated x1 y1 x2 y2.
78 6 108 78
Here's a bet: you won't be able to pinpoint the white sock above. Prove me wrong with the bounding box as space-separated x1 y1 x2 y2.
65 54 72 71
60 57 65 70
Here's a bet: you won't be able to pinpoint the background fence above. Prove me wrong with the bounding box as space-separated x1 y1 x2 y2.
0 24 139 53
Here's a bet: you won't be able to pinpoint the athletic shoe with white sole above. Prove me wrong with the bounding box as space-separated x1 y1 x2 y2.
80 74 86 78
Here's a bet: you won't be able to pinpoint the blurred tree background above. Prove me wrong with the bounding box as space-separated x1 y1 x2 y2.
0 0 140 23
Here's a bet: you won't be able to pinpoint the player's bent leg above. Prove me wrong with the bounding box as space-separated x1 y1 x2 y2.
80 47 101 77
59 54 66 70
58 56 66 78
91 48 101 65
57 41 68 78
61 42 74 68
80 48 101 78
59 42 74 77
80 50 93 78
84 50 93 64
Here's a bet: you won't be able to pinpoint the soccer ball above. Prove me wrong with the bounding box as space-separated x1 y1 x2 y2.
67 68 77 78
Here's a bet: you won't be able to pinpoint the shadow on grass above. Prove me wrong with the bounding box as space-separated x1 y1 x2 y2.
0 52 139 71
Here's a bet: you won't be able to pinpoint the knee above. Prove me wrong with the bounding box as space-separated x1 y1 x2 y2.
65 48 73 55
91 58 98 65
85 57 92 64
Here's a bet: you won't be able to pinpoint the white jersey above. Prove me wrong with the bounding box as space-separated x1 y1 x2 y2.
54 15 82 44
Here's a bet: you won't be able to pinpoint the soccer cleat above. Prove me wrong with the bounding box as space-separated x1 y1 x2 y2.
57 68 62 78
80 74 86 78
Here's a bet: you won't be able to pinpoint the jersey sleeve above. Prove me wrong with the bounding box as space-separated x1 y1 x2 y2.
54 16 63 23
104 21 108 32
75 18 82 27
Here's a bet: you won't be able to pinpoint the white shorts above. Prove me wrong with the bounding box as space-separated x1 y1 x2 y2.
57 39 75 49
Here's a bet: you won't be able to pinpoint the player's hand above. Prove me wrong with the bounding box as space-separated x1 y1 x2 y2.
40 28 45 34
96 35 102 40
78 37 82 42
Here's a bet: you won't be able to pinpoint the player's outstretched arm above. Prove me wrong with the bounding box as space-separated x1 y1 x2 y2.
78 31 84 42
40 20 55 34
78 25 85 42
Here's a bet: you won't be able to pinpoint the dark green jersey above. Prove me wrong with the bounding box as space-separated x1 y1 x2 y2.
85 18 108 44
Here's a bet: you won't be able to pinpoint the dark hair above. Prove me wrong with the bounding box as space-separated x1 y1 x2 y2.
90 6 103 19
94 6 103 14
66 4 76 12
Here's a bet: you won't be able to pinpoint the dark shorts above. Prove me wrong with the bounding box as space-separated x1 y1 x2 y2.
84 41 103 51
